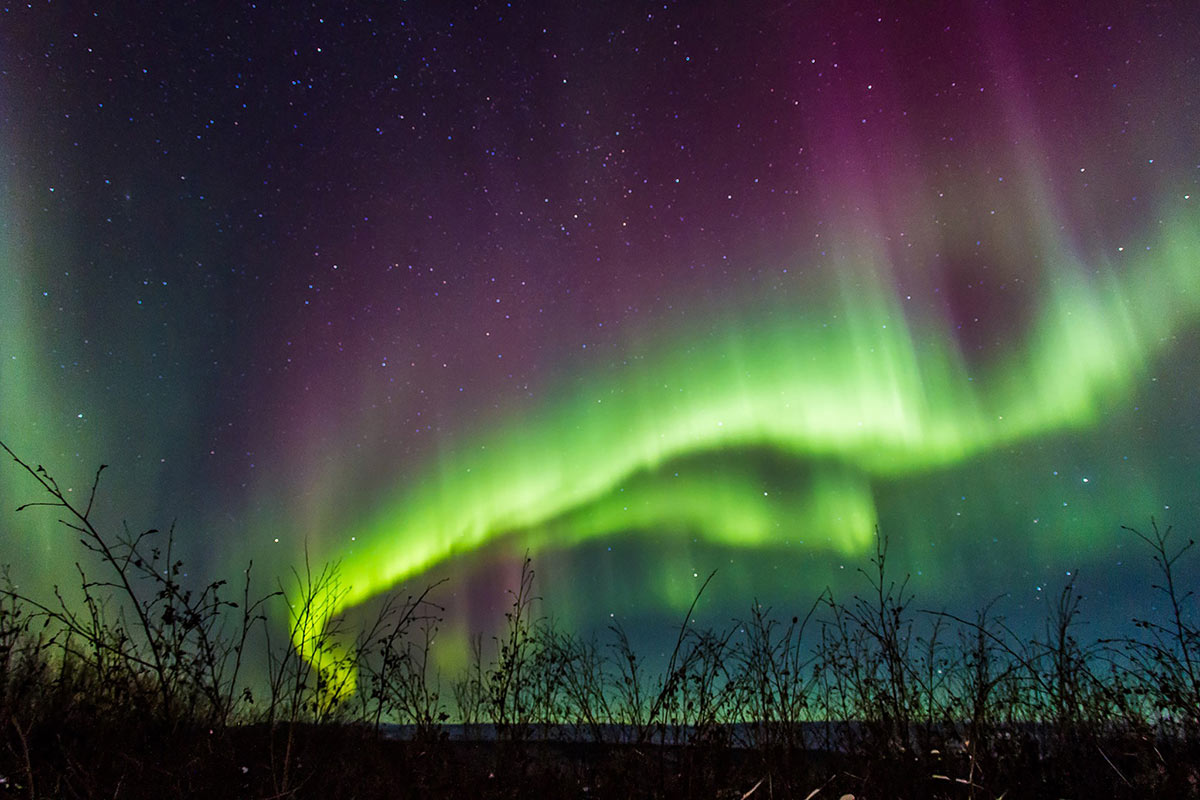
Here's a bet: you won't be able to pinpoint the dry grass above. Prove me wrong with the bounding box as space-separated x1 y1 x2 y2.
1 442 1197 798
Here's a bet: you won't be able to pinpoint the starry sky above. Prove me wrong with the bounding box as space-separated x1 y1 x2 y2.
2 1 1198 669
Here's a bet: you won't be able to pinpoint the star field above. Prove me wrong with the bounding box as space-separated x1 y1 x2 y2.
2 1 1198 669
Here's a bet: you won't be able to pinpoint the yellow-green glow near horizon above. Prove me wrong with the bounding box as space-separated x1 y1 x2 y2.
293 209 1200 680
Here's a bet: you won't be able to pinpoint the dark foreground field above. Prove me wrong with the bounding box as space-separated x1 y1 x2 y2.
2 444 1198 798
3 718 1199 799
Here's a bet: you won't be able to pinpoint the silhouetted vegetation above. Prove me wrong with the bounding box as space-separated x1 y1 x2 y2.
1 442 1197 798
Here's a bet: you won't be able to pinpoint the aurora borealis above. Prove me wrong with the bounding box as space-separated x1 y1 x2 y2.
2 2 1198 673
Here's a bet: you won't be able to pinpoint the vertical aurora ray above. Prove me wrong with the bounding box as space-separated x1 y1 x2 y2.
0 118 82 585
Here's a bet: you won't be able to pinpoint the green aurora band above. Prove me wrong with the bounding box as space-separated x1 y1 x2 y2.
293 205 1200 689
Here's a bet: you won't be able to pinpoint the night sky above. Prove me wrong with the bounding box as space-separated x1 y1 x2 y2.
2 1 1198 670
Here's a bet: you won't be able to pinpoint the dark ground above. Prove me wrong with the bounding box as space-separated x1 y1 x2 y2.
5 719 1198 799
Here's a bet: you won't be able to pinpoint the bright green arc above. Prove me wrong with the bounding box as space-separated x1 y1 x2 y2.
293 207 1200 685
